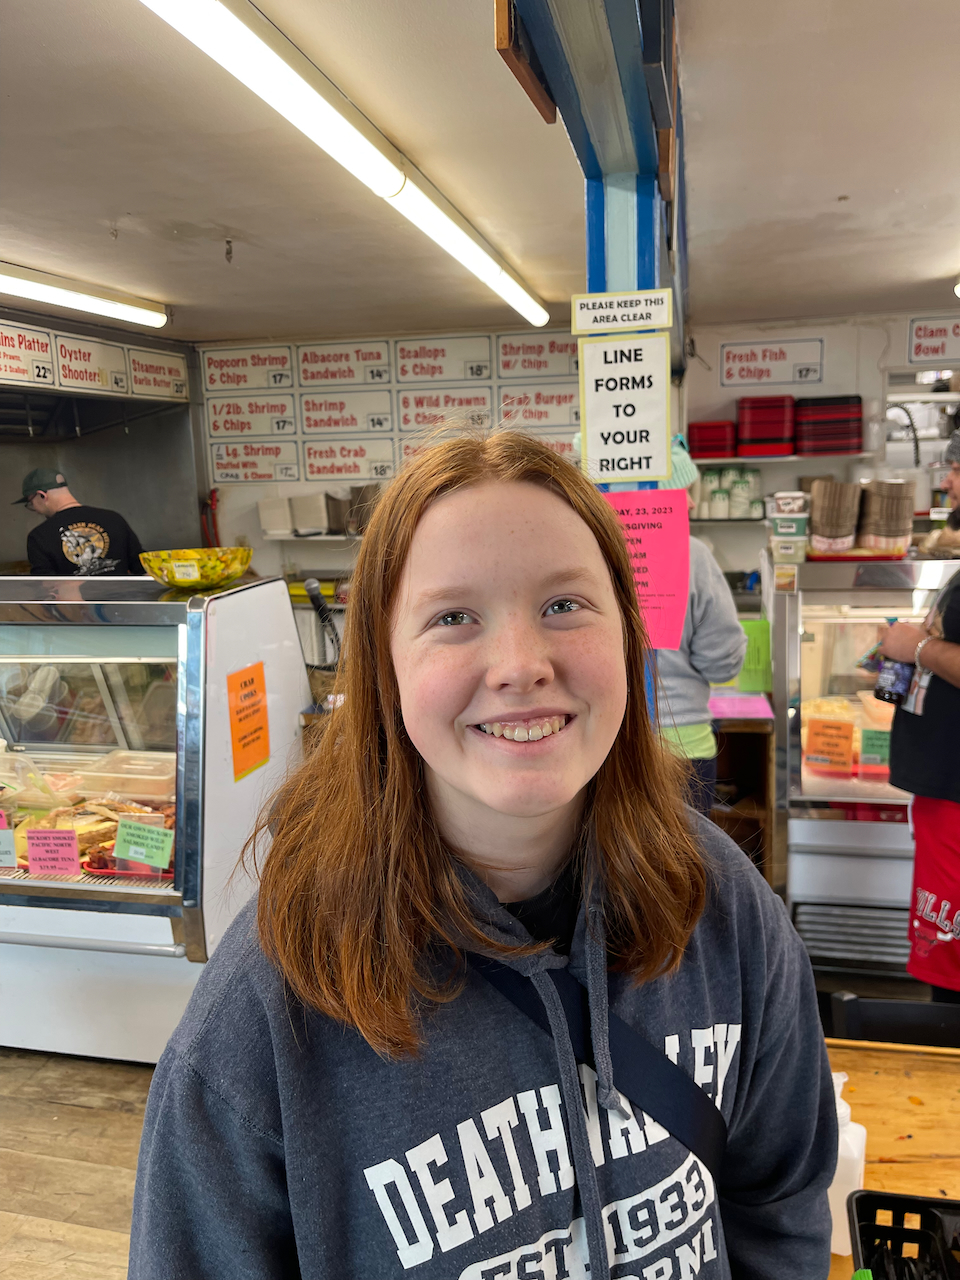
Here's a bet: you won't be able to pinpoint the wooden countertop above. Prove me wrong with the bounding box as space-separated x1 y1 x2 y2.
826 1038 960 1278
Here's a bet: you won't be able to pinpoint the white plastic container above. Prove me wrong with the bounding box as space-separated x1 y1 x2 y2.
769 534 808 563
769 513 809 536
709 489 730 520
77 750 176 803
827 1072 867 1255
774 490 809 514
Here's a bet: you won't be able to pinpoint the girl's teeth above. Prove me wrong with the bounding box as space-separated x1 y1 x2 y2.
479 716 567 739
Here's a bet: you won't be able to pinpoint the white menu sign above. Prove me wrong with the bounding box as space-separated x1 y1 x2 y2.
908 316 960 363
298 341 390 386
499 383 579 428
55 334 128 394
719 338 823 387
207 394 297 437
579 332 671 481
202 345 294 391
497 332 578 378
303 437 394 481
395 336 491 383
533 432 579 462
129 348 188 399
210 440 299 482
0 321 54 387
398 385 492 431
300 390 391 433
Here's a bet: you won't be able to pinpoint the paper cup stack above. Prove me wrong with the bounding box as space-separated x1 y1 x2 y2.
857 478 915 554
809 480 863 553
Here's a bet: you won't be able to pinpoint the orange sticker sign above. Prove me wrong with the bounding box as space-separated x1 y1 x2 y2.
227 661 271 782
805 718 854 774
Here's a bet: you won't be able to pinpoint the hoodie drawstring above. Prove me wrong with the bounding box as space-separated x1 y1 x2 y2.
585 906 630 1121
529 967 611 1278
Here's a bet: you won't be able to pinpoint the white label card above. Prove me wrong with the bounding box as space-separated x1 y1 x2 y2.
394 336 491 383
207 394 297 437
571 289 673 335
908 316 960 363
55 335 128 395
0 322 55 388
579 332 671 481
203 345 294 392
128 348 189 399
210 440 300 482
497 332 578 378
499 383 579 428
303 437 395 481
397 385 492 431
300 390 392 433
719 338 824 387
298 341 390 387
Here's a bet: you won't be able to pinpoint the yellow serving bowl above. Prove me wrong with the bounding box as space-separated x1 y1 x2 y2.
140 547 252 589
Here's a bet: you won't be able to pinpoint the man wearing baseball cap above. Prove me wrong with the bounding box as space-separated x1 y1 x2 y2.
15 467 146 577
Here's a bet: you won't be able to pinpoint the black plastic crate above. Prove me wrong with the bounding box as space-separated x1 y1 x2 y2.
848 1189 960 1276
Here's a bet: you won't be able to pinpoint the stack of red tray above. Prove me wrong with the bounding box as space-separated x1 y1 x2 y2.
794 396 862 455
736 396 795 456
688 420 736 458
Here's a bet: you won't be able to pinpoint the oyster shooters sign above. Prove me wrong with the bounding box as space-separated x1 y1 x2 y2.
578 331 671 482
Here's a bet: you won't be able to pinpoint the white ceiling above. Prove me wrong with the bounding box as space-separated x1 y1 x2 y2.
1 0 958 342
0 0 585 342
677 0 960 324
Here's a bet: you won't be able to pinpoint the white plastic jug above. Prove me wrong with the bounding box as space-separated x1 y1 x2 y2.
827 1071 867 1255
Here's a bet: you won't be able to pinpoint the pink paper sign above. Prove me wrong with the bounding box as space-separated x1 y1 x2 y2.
0 810 7 830
27 828 81 876
708 693 774 720
603 490 690 650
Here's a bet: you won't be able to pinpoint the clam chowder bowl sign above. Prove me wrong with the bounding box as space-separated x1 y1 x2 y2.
578 332 671 482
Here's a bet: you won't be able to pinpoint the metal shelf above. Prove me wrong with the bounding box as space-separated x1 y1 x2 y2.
691 518 765 525
691 452 875 465
886 391 960 403
262 533 359 542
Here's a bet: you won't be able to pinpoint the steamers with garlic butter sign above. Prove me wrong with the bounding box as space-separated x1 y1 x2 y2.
578 332 671 482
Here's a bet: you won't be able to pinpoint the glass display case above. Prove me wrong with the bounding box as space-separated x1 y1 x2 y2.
0 576 311 1062
769 559 959 973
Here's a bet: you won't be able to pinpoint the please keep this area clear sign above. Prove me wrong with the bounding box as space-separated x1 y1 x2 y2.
578 332 671 482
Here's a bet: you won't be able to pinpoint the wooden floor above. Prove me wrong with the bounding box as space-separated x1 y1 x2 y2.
0 1046 153 1279
1 1041 958 1279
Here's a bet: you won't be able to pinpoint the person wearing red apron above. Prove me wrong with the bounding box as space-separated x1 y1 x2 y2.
882 546 960 1000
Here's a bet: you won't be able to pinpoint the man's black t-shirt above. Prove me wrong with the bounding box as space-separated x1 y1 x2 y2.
27 505 146 577
890 568 960 803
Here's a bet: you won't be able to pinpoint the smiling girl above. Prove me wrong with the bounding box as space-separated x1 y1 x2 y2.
130 432 836 1280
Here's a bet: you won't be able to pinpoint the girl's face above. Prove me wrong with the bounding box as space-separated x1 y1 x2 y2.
391 481 628 841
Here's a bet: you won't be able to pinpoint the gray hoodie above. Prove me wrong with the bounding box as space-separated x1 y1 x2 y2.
129 815 836 1280
656 539 748 728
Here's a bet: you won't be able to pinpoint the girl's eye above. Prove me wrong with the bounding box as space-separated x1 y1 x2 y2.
545 598 580 616
435 611 474 627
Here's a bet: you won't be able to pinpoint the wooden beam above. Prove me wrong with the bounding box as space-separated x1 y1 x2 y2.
495 0 557 124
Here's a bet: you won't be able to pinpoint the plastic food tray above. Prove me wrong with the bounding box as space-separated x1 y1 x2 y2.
848 1188 960 1271
77 750 176 801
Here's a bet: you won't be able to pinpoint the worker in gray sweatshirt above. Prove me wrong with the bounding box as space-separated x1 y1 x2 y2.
656 439 747 814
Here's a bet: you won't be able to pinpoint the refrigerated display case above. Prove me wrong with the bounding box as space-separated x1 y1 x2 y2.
769 558 959 974
0 575 311 1061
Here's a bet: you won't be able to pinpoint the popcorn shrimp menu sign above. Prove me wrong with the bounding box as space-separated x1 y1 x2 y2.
203 344 294 390
227 661 270 782
602 490 690 651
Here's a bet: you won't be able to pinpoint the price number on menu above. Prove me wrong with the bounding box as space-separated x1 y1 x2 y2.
33 362 54 383
468 412 491 428
367 414 391 431
794 364 820 382
111 371 128 393
465 362 490 379
572 408 580 422
274 463 298 480
371 463 393 478
365 366 389 383
172 380 187 397
569 356 579 374
272 417 296 434
269 370 293 387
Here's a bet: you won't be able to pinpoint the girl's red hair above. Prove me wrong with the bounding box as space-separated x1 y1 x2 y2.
248 431 705 1056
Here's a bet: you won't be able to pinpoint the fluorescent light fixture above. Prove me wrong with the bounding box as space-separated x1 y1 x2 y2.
954 276 960 299
0 262 168 328
137 0 549 326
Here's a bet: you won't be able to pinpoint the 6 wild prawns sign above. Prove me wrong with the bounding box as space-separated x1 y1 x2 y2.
578 333 671 483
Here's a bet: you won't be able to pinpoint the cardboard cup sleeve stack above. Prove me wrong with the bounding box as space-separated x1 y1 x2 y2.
809 479 863 553
856 478 916 554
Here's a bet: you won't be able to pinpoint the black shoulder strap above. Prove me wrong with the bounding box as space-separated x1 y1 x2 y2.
469 954 727 1181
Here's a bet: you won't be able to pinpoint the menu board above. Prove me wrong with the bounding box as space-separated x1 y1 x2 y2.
301 390 391 433
298 341 390 386
303 437 394 481
498 332 578 378
208 394 297 437
128 349 188 399
0 317 189 401
210 440 300 482
397 386 492 431
200 329 578 486
0 321 55 387
499 383 579 428
202 344 294 392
